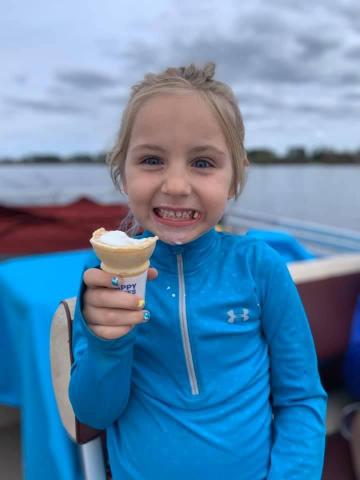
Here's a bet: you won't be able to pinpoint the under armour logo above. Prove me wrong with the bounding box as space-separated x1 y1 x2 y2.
227 308 250 323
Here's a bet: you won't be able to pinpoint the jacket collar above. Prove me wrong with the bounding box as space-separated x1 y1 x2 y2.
140 228 219 274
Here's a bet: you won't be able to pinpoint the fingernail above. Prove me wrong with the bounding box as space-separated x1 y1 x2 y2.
137 299 145 308
143 310 151 322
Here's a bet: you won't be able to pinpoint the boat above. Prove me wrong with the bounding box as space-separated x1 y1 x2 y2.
1 201 359 479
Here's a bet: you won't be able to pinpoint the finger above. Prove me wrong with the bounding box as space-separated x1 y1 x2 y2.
84 288 144 310
110 268 158 284
83 268 119 288
84 267 158 288
147 267 158 281
90 324 133 340
84 305 149 327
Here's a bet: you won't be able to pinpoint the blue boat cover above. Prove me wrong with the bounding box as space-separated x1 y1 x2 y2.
246 229 316 262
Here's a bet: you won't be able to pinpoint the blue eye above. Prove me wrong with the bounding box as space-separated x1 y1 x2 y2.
142 156 162 166
193 158 213 168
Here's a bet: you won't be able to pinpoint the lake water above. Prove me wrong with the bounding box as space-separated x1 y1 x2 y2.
0 163 359 233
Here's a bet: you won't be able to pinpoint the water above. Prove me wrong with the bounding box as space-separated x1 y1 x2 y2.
234 164 360 232
0 163 122 206
0 163 359 232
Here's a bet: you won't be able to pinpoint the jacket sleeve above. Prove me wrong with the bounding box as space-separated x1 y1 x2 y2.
258 247 327 479
68 260 136 430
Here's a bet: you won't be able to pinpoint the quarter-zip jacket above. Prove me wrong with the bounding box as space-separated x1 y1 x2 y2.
69 228 327 479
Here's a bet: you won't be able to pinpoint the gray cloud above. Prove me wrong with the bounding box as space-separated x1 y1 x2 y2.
297 34 340 61
343 91 360 102
266 0 307 12
13 74 28 85
168 37 252 81
253 55 313 84
106 42 167 84
345 45 360 60
242 111 269 122
122 42 162 67
239 11 286 35
101 5 360 132
101 93 128 107
291 101 359 118
100 4 355 95
165 35 315 86
2 0 360 157
4 97 89 115
338 71 360 85
56 70 119 90
235 91 283 110
339 3 360 31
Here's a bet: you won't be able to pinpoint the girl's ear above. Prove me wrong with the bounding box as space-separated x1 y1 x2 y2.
228 184 235 200
121 177 128 195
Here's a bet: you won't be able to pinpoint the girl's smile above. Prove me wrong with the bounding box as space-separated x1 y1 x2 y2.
153 207 201 225
123 93 234 244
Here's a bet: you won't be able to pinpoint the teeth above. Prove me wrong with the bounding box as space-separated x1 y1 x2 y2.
157 208 199 220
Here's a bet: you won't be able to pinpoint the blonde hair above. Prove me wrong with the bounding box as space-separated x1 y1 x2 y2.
107 62 248 199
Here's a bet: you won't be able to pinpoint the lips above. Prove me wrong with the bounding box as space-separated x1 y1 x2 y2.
153 207 200 222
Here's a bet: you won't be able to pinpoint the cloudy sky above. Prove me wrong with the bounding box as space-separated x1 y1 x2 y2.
1 0 359 159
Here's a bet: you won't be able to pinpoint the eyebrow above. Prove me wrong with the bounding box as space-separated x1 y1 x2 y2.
130 144 166 153
189 145 226 157
130 143 226 156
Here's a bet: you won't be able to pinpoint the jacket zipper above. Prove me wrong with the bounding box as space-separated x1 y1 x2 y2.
177 253 199 395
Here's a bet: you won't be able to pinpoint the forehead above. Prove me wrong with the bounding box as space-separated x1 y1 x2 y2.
129 93 227 145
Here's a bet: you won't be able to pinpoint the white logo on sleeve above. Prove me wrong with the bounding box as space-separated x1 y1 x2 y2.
227 308 250 323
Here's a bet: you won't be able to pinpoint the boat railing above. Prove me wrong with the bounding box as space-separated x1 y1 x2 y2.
223 207 360 256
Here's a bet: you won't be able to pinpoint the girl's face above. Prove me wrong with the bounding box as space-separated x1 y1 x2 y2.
123 93 234 244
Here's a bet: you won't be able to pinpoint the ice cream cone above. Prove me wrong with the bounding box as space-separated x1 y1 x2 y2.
90 227 158 275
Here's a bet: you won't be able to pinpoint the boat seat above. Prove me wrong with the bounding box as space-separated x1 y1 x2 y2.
288 254 360 360
50 298 108 480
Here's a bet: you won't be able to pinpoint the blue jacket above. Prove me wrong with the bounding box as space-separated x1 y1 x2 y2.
69 228 327 479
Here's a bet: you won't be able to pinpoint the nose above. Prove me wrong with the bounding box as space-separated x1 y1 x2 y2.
160 165 192 196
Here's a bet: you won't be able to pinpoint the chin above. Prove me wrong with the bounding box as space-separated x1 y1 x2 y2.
154 225 207 245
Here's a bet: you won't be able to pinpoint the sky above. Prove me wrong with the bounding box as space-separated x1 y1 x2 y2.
1 0 360 159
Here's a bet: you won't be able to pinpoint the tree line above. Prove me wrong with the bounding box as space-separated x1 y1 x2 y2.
1 148 360 164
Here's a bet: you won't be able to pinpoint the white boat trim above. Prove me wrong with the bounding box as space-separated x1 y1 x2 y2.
288 254 360 284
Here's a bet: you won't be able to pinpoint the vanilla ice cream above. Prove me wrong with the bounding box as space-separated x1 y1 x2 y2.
99 230 151 247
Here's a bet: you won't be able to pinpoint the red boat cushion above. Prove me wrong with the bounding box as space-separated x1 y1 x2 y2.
0 198 129 255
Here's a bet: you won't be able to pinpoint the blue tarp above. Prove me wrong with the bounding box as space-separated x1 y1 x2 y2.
0 249 92 480
246 229 316 263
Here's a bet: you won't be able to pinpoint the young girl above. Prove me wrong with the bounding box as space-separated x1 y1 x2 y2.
69 63 327 479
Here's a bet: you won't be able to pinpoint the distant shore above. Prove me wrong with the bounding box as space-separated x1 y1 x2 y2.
1 148 360 165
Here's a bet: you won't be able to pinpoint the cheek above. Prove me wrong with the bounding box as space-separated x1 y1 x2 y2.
126 180 152 209
122 166 139 197
204 188 228 215
214 172 233 199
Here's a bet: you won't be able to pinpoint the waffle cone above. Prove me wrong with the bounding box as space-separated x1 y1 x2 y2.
90 228 158 275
